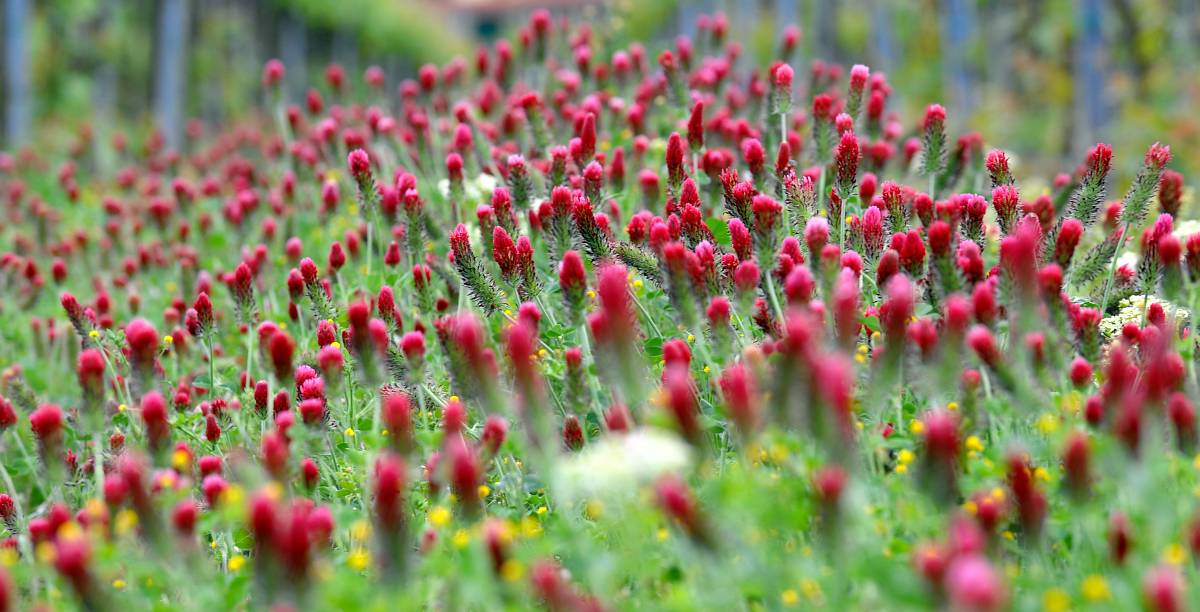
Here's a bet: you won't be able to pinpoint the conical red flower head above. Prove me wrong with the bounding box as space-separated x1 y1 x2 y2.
1143 565 1184 612
945 555 1004 612
1145 142 1172 170
558 250 587 292
686 102 704 151
29 404 64 443
985 149 1011 182
125 318 159 369
921 410 959 461
141 392 170 449
655 474 703 534
1069 357 1093 387
446 436 481 510
262 59 285 87
1062 431 1091 495
269 330 296 382
373 452 408 531
76 349 106 394
718 364 758 435
1160 169 1184 216
347 148 371 180
923 104 946 130
481 415 507 456
812 465 847 505
449 224 472 257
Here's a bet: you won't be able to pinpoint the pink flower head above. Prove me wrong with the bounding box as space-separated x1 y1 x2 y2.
347 148 371 180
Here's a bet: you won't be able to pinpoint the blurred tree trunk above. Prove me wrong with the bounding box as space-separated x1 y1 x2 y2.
813 0 839 64
774 0 797 44
1074 0 1107 150
95 0 118 123
980 0 1013 96
869 0 895 74
333 29 357 87
154 0 190 151
941 0 976 122
1109 0 1149 88
93 0 120 173
676 0 701 40
4 0 31 146
280 10 307 102
1172 0 1199 64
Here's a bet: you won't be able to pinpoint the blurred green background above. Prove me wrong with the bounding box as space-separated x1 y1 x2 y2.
1 0 1197 179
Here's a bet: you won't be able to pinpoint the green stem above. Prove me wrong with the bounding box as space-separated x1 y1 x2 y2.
1098 229 1128 314
765 274 787 326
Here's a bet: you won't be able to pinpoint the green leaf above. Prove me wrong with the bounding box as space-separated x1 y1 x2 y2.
706 217 731 247
644 336 664 359
861 315 881 333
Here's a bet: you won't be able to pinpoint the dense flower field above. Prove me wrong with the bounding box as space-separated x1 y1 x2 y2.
0 9 1197 611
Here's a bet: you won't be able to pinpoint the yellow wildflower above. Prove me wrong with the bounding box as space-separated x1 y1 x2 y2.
347 550 371 571
429 506 451 528
1042 589 1069 612
781 589 799 606
1081 575 1110 602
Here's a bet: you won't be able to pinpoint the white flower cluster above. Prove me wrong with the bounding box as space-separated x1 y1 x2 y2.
1173 218 1200 241
552 428 692 503
437 172 498 202
1099 295 1190 338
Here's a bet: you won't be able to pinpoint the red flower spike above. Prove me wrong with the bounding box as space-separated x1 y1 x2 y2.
945 556 1005 612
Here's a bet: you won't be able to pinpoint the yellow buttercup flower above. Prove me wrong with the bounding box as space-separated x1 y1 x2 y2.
1042 588 1069 612
781 589 799 606
347 550 371 571
1163 543 1187 565
501 559 525 582
1035 413 1058 435
429 506 451 528
1081 575 1110 601
520 516 543 538
451 529 470 549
